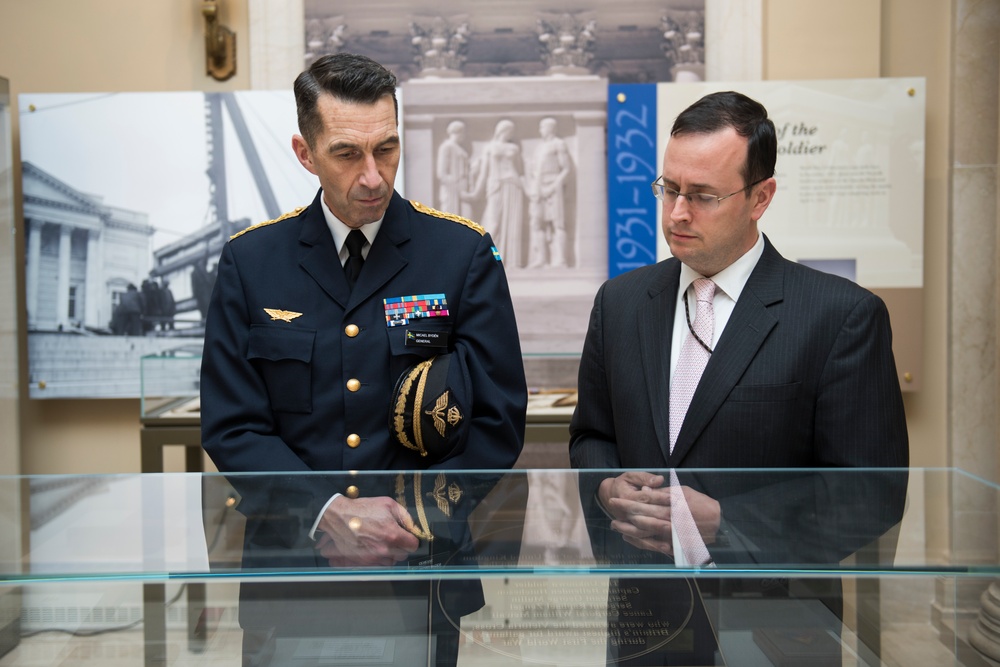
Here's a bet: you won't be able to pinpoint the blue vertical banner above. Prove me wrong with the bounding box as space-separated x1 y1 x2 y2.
607 83 659 279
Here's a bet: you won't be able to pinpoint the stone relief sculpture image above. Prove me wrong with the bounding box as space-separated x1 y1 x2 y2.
435 120 472 218
301 2 705 83
468 119 526 268
431 116 580 273
527 117 573 269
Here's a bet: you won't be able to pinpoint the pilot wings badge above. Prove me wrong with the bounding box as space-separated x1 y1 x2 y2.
263 308 303 323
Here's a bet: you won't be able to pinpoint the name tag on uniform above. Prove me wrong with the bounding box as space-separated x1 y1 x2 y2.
405 330 450 350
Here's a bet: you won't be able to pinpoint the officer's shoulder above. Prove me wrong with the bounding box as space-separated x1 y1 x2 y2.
229 206 308 241
409 201 485 236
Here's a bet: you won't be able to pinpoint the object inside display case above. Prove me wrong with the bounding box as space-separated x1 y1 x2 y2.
142 353 583 423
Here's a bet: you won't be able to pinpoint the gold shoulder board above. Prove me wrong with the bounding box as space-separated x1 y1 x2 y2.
410 201 485 236
230 206 308 240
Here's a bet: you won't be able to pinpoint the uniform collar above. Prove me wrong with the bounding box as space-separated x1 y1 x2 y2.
319 192 384 259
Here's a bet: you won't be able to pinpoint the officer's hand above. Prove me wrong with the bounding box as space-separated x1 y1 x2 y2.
315 495 420 567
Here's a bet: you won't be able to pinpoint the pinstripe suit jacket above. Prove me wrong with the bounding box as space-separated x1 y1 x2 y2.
569 236 908 536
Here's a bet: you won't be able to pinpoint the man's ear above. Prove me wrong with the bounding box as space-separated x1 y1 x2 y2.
291 134 318 176
750 177 777 222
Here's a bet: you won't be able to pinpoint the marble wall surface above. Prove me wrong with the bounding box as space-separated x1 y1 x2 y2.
950 0 999 479
942 0 1000 661
949 0 999 544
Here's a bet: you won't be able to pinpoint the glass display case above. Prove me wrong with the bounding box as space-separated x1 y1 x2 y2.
139 351 204 475
139 349 202 421
2 467 998 666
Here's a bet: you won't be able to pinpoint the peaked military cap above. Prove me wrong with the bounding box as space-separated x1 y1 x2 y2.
390 353 471 460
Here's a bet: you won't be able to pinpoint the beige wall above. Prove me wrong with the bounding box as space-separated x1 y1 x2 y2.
0 0 250 473
0 0 963 474
765 0 952 474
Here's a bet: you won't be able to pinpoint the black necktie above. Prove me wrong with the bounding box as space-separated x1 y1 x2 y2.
343 229 367 290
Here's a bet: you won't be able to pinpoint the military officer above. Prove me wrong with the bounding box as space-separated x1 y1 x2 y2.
200 52 527 667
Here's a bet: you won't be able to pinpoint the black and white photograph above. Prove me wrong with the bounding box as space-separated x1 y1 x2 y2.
19 91 316 398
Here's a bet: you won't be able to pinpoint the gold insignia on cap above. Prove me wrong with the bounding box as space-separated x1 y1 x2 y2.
410 201 486 236
393 360 432 457
413 472 435 540
395 473 434 541
428 473 462 517
426 390 463 438
263 308 303 323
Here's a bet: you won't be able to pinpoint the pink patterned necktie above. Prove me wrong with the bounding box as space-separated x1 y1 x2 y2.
668 277 716 567
669 277 716 450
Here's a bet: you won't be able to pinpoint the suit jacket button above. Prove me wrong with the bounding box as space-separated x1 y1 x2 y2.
346 433 361 448
346 378 361 392
345 324 359 338
345 485 360 499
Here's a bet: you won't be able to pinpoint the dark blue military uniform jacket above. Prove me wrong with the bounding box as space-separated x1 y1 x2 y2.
201 190 527 569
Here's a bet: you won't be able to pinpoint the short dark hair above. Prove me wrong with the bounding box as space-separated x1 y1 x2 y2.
293 53 399 147
670 91 776 190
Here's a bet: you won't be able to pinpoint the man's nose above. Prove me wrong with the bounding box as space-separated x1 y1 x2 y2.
358 154 381 189
668 193 692 222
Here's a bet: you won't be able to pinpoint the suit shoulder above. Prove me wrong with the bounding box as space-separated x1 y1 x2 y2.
409 200 485 236
604 261 672 291
783 259 882 309
230 206 307 241
785 258 869 292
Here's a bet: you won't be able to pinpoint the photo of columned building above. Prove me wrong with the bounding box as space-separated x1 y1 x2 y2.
22 161 153 334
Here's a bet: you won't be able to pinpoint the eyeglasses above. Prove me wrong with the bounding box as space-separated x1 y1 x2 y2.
651 176 767 212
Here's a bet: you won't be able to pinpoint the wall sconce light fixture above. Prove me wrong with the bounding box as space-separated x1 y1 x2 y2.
203 0 236 81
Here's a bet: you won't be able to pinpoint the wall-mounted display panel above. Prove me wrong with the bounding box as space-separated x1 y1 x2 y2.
17 91 315 398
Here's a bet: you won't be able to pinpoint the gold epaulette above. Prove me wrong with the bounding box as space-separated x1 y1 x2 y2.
410 201 485 236
230 206 308 240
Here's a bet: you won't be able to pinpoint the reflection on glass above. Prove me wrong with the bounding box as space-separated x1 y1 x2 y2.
2 469 993 666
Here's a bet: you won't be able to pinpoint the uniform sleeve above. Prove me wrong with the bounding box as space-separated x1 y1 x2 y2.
432 232 527 471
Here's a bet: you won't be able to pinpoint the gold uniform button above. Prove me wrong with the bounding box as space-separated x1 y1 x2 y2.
345 324 359 338
346 434 361 448
346 378 361 392
345 485 359 499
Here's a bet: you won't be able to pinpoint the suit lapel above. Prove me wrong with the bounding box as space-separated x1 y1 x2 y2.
667 238 785 466
638 260 681 464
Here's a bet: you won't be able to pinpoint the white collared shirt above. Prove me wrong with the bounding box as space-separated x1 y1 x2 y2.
319 194 383 266
668 232 763 567
669 232 765 379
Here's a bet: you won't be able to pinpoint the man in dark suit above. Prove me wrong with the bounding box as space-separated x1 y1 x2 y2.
570 91 908 664
200 53 527 666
